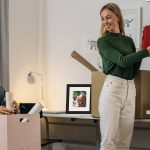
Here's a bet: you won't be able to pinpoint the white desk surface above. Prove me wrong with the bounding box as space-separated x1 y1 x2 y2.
43 111 150 122
43 111 98 120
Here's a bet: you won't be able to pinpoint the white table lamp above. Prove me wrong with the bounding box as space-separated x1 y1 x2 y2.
27 71 46 110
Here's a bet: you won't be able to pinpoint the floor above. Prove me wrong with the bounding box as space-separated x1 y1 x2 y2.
42 143 97 150
41 143 144 150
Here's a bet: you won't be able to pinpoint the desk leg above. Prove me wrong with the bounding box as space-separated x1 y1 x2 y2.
95 120 100 150
43 116 50 138
47 144 52 150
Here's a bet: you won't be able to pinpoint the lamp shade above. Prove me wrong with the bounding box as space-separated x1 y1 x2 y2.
27 72 35 84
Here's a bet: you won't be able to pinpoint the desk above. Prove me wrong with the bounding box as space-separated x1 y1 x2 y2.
43 111 150 149
43 112 98 120
43 111 150 121
43 112 100 149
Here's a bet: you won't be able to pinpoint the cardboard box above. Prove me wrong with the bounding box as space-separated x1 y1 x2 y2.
71 51 106 117
135 70 150 119
92 70 150 118
0 114 41 150
71 50 150 119
91 71 105 117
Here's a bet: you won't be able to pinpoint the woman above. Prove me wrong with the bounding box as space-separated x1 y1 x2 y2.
97 3 150 150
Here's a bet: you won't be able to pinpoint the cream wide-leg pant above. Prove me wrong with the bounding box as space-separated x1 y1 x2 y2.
98 75 136 150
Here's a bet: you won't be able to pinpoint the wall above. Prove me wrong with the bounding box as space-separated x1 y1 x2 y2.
9 0 40 103
43 0 150 111
9 0 150 109
44 0 102 111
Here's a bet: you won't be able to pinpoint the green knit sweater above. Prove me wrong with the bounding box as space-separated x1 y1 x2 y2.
97 32 149 80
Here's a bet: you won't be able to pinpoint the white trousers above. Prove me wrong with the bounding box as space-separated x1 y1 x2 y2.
99 75 136 150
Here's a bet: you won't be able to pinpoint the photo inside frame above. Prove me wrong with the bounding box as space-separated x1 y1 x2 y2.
72 91 87 107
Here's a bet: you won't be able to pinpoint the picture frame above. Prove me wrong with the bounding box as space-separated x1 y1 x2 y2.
66 84 91 114
122 8 142 49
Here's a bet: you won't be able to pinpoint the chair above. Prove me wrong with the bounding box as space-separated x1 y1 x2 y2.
19 103 63 150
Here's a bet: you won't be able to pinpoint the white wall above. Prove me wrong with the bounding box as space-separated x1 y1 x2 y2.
43 0 101 111
43 0 150 111
9 0 40 103
9 0 150 110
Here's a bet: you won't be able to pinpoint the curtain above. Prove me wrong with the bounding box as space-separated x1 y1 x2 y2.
0 0 9 91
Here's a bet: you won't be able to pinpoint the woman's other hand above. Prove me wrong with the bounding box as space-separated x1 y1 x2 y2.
0 106 13 115
147 46 150 55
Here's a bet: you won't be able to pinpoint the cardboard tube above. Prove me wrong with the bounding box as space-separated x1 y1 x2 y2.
21 102 43 122
6 92 13 109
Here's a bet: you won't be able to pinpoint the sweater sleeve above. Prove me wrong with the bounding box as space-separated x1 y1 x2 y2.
97 38 149 68
130 38 142 73
0 87 6 106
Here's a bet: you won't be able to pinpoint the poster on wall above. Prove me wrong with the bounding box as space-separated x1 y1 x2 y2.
80 8 142 72
122 8 141 49
85 36 98 51
83 34 102 70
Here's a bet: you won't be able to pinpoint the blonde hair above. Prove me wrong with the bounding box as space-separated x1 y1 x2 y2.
100 3 125 37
